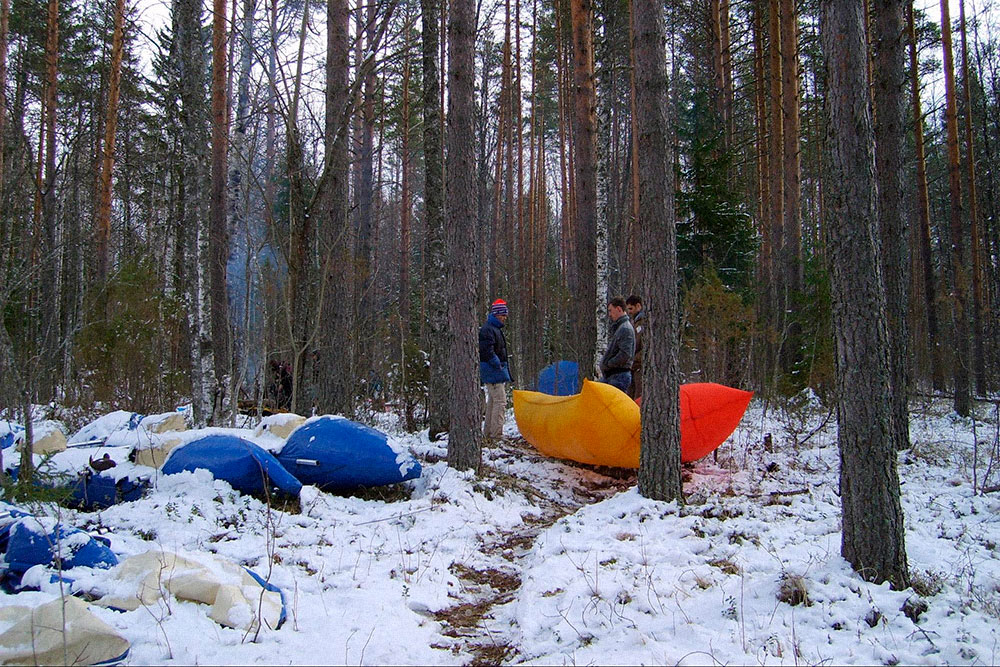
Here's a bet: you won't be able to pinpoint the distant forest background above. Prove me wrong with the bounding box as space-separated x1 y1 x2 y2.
1 0 997 430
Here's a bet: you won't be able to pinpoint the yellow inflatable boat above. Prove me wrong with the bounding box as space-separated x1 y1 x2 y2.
513 379 752 467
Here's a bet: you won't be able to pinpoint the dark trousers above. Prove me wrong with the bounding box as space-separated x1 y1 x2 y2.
601 371 632 393
627 368 642 399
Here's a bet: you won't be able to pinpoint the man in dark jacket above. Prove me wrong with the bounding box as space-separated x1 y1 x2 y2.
599 296 635 393
479 299 512 439
625 295 646 399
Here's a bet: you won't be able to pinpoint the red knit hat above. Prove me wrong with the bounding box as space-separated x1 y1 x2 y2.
490 299 508 316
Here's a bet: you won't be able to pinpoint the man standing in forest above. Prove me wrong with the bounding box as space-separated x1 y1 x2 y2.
479 299 511 440
600 296 635 393
626 295 646 398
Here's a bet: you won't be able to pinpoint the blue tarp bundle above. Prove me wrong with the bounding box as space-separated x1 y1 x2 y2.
163 435 302 498
537 360 581 396
2 518 118 582
1 420 24 450
278 416 421 490
68 472 151 511
1 465 150 512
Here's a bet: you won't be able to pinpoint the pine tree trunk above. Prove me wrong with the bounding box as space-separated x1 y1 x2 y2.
907 3 943 393
354 1 376 351
940 0 972 416
633 0 680 503
446 0 482 472
959 0 986 396
627 0 640 290
317 0 354 418
780 0 802 329
95 0 125 286
970 12 999 393
556 3 575 286
400 53 412 336
40 0 59 400
286 0 314 415
422 0 448 439
0 0 6 217
873 0 911 450
265 0 277 221
710 0 725 133
491 32 510 298
210 0 230 419
228 0 254 418
721 0 733 151
820 0 908 590
767 0 784 361
752 0 771 387
570 0 598 377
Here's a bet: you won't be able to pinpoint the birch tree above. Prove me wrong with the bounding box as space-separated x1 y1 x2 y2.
176 0 216 426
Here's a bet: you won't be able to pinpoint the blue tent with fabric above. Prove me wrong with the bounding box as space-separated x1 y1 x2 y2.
277 416 421 490
537 360 581 396
162 435 302 498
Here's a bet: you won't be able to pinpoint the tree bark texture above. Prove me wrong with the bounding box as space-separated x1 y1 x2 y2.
286 0 314 414
317 0 355 417
177 0 215 426
227 0 254 413
446 0 483 472
820 0 908 590
907 3 943 393
767 0 784 342
634 0 681 503
873 0 911 451
959 0 986 396
95 0 125 286
752 0 771 387
941 0 971 417
421 0 449 440
0 0 7 214
210 0 230 405
780 0 801 305
400 52 412 337
570 0 598 377
40 0 59 399
354 1 377 363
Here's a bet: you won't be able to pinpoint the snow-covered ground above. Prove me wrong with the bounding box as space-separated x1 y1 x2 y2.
2 393 999 665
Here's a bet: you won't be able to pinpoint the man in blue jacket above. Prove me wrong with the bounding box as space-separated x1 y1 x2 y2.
479 299 511 439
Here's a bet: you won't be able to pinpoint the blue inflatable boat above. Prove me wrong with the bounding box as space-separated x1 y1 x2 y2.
163 435 302 498
277 416 421 490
